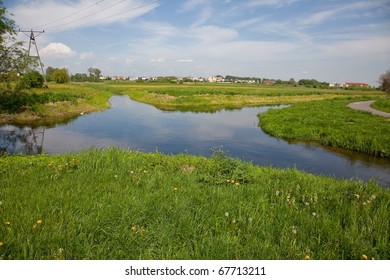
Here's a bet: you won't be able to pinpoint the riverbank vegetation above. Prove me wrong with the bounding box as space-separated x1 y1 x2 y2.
113 82 380 112
372 97 390 113
259 98 390 158
0 148 389 260
0 83 111 126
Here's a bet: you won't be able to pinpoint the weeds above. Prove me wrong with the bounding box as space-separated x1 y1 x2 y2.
0 148 388 260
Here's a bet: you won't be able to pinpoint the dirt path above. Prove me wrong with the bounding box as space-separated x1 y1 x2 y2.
347 100 390 118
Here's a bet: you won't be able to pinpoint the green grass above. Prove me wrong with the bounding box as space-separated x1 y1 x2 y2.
105 82 381 112
372 98 390 113
0 83 112 126
1 148 389 260
259 98 390 157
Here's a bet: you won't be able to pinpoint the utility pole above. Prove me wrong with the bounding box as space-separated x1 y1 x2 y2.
19 29 47 84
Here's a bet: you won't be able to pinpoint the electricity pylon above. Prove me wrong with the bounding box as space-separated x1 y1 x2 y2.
19 29 47 84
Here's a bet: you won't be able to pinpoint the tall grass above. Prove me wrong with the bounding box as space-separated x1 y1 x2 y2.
1 148 388 260
0 83 112 125
259 98 390 158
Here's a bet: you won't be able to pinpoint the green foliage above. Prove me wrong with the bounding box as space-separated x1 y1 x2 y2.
298 79 328 88
0 148 388 260
259 98 390 157
0 90 82 113
372 98 390 113
52 68 70 84
18 71 44 89
0 2 37 84
379 70 390 93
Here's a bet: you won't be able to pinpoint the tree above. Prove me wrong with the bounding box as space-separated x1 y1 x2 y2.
0 1 36 85
52 68 70 83
19 70 44 89
378 70 390 93
289 78 296 86
88 67 101 81
45 66 56 82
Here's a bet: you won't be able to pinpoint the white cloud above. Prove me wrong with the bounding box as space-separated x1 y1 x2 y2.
9 0 160 32
150 57 166 63
79 51 94 60
177 59 194 63
41 43 76 57
189 25 238 42
178 0 209 12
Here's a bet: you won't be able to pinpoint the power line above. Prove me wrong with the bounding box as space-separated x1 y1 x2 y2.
45 0 131 31
34 0 106 29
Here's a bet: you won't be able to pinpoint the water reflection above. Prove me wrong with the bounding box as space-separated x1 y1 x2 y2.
0 125 45 155
1 95 390 187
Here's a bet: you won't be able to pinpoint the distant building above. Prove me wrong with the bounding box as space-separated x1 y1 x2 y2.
329 82 369 88
208 75 225 83
263 79 275 85
345 82 369 88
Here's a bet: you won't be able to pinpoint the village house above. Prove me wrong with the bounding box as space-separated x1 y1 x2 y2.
329 82 369 88
208 75 225 83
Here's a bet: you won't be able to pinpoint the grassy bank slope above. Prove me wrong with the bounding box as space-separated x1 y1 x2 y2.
259 98 390 158
108 83 380 112
1 148 388 260
0 83 112 126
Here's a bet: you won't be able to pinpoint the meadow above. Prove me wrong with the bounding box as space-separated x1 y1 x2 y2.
0 83 111 126
1 148 389 260
258 98 390 158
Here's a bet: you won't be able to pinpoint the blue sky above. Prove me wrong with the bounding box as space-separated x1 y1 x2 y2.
4 0 390 85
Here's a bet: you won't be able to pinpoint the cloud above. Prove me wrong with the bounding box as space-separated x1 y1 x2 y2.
245 0 300 8
150 57 166 63
177 59 194 63
9 0 160 32
79 51 94 60
178 0 209 12
189 25 238 42
41 43 76 57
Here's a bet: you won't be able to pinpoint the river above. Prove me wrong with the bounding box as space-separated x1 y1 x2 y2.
1 95 389 187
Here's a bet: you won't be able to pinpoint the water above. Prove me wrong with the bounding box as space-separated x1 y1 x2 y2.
1 95 390 187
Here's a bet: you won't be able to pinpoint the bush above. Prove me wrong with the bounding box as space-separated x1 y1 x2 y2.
52 68 70 84
19 71 44 89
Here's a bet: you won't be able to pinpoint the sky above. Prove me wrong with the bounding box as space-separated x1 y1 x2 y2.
4 0 390 85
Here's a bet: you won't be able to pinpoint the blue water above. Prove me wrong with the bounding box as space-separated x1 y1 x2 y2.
1 95 390 187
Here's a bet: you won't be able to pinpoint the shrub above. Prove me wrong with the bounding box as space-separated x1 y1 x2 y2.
52 68 70 84
19 71 44 89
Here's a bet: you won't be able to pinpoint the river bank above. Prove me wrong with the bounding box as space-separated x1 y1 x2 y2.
1 148 389 259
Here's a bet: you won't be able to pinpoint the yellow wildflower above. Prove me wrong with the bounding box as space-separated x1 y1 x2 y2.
305 255 311 260
173 187 178 192
5 221 11 225
0 241 4 247
362 254 368 260
36 220 43 224
131 225 137 232
235 182 240 186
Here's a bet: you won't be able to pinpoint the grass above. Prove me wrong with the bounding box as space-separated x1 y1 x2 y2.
106 82 381 112
372 97 390 113
259 98 390 157
0 83 112 126
0 148 389 260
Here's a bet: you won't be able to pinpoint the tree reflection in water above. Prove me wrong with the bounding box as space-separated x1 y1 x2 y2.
0 125 45 155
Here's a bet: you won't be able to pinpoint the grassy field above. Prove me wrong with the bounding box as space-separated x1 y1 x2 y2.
0 83 112 126
258 98 390 158
372 97 390 113
0 148 389 260
108 82 380 112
